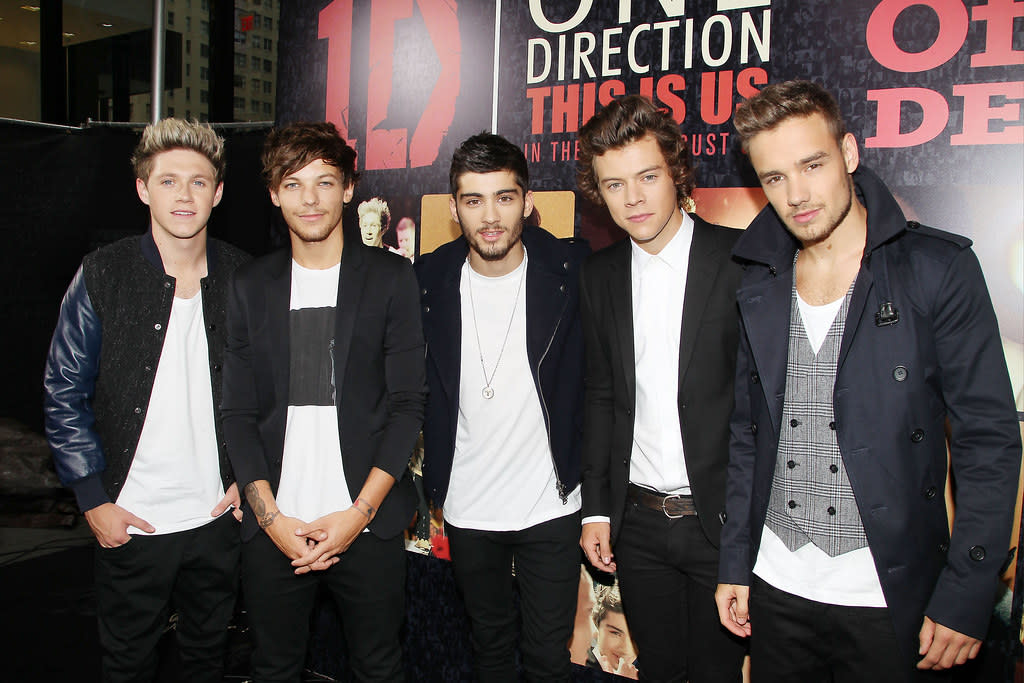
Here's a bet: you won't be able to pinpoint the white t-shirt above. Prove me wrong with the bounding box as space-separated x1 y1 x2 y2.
118 293 224 535
275 260 356 523
444 251 582 530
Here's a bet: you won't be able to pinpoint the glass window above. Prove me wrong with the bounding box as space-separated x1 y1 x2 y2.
168 12 175 26
168 106 175 116
264 38 272 51
265 17 273 31
250 99 259 112
187 16 192 31
251 56 260 70
263 102 272 115
200 66 209 81
200 21 209 37
200 44 210 58
263 59 272 73
186 39 191 54
233 96 245 109
201 90 209 104
235 53 246 68
263 81 272 95
234 75 246 88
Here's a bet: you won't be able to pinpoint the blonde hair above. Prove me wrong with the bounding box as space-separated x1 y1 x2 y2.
357 197 391 232
131 118 226 183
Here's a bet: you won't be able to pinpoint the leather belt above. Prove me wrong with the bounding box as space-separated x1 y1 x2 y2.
627 483 697 519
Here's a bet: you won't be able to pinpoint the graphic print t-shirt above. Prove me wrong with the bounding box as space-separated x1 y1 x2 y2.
274 260 354 521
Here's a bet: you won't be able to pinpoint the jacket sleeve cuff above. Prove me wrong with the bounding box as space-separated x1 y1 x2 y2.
69 474 110 512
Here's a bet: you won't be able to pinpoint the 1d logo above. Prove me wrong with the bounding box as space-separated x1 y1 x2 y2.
319 0 461 170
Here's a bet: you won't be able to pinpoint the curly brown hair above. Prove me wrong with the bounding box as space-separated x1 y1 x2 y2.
261 121 360 191
577 95 694 207
733 80 846 151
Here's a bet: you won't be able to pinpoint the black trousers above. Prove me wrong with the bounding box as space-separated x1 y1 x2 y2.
241 530 406 683
93 512 240 683
750 577 952 683
446 511 582 683
614 502 746 683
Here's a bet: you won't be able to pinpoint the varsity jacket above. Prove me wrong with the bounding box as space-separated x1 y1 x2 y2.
44 231 249 512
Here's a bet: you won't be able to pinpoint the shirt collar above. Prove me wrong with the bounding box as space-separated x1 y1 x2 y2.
630 211 694 274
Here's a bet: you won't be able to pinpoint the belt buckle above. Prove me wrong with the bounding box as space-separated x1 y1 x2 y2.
661 494 686 519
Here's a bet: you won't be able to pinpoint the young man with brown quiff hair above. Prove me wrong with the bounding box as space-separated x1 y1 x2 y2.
577 95 747 682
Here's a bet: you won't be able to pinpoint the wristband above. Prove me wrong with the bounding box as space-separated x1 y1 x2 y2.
353 498 376 520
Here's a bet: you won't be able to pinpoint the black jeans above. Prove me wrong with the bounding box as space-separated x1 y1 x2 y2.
446 511 582 682
241 530 406 683
750 576 951 683
614 502 746 682
93 512 240 683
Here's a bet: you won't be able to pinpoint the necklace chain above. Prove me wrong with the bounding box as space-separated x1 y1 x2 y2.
466 259 525 399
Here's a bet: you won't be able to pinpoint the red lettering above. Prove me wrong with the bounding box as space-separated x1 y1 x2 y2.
701 71 733 125
364 0 413 170
409 0 461 167
737 67 768 99
639 77 655 100
599 80 626 106
865 87 950 147
526 87 551 134
318 0 357 147
582 82 598 127
866 0 968 72
951 81 1024 144
970 0 1024 68
552 84 581 134
656 74 686 123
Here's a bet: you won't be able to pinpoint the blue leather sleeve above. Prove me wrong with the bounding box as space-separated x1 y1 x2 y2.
43 266 109 511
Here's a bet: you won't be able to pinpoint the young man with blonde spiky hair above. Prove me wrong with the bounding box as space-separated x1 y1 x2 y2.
44 118 249 682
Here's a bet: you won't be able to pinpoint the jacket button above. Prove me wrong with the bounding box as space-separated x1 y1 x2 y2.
164 281 171 289
829 421 836 430
424 306 431 313
563 261 570 270
969 545 986 562
907 220 920 230
208 323 216 331
893 366 907 382
789 418 800 428
154 323 162 331
787 500 797 509
826 506 836 516
750 423 758 434
769 266 777 276
829 464 839 473
719 511 727 524
787 460 796 469
750 371 760 384
924 486 937 499
213 364 222 372
911 429 924 443
559 284 566 293
134 407 142 414
938 542 949 553
144 366 152 372
421 288 427 295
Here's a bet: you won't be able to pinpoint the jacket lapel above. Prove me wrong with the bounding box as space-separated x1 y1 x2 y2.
737 272 792 436
608 243 636 408
265 251 292 409
333 241 366 404
430 266 463 407
678 218 719 391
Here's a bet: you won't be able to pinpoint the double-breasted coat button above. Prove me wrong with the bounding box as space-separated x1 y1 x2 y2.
827 506 836 515
893 366 908 382
787 500 797 509
563 261 570 270
969 545 986 561
134 407 142 414
829 464 839 473
924 486 938 499
424 306 430 313
789 418 800 427
750 423 758 434
829 421 836 430
559 284 566 293
787 460 796 469
154 323 162 331
911 429 925 442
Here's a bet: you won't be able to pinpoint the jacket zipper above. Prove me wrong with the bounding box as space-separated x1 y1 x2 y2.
536 293 569 504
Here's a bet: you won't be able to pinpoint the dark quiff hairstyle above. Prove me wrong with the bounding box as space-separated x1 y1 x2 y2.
132 118 226 183
577 95 695 207
262 121 360 190
733 80 847 151
449 132 529 197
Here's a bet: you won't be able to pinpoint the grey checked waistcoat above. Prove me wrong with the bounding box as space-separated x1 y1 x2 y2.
764 279 869 557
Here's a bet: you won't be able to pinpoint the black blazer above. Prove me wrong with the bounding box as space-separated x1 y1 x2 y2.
221 241 426 541
580 215 743 546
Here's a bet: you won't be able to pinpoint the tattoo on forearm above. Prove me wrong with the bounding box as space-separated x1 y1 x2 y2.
244 482 278 528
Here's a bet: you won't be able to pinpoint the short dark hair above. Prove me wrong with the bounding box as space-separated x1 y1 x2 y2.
577 95 694 207
733 80 847 151
591 584 625 628
262 121 360 190
449 132 529 197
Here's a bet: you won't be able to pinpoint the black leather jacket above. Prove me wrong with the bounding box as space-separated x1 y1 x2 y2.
43 231 248 511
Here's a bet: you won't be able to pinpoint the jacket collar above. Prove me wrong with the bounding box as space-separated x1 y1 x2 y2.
732 165 907 269
140 228 220 276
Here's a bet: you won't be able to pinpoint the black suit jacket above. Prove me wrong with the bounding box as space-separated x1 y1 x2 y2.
580 215 743 546
221 241 426 541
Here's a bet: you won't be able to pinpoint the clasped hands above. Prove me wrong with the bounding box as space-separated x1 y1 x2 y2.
265 506 370 575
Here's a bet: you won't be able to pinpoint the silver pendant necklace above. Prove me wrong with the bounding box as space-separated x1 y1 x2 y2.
466 258 525 399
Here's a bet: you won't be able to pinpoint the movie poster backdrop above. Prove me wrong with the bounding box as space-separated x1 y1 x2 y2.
277 1 1023 677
